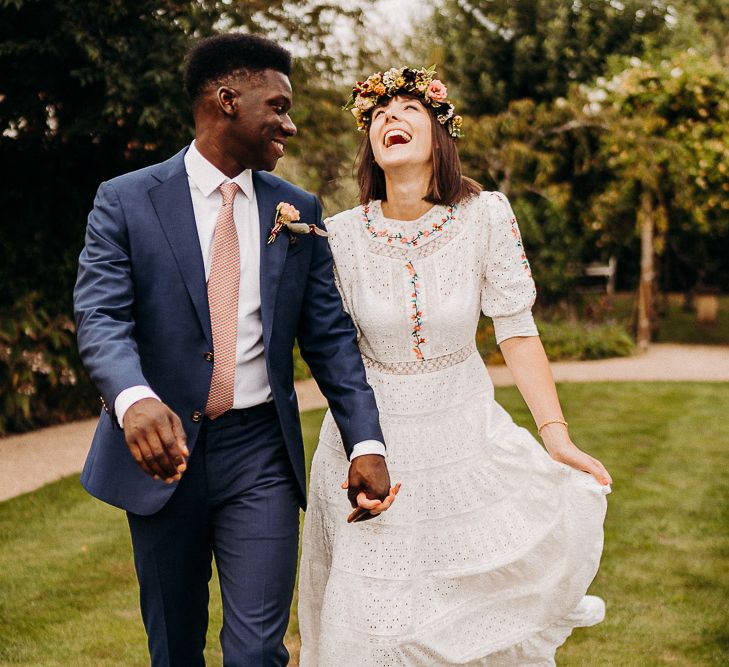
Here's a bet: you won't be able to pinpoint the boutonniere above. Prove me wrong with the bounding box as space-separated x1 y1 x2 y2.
267 202 329 245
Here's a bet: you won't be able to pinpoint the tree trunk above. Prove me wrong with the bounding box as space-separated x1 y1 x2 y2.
636 190 655 351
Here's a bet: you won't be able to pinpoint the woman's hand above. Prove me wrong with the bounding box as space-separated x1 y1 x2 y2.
540 424 612 486
341 478 402 523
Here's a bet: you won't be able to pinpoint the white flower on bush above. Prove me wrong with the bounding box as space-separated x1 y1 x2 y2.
21 350 52 375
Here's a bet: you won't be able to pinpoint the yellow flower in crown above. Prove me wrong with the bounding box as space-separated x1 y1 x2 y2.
343 65 464 139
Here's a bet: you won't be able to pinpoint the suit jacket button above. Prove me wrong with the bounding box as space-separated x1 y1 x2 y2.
204 352 214 362
191 410 203 422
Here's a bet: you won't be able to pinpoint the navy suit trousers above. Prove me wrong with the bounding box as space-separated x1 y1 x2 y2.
127 403 300 666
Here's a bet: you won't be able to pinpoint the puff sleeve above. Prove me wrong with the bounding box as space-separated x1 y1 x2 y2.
480 191 539 344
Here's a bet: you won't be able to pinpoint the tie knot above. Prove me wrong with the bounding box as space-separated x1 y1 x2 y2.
219 182 240 206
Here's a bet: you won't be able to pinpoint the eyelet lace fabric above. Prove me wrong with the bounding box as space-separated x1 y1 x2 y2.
299 192 609 666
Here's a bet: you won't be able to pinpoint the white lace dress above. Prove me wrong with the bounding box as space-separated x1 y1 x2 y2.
298 192 609 666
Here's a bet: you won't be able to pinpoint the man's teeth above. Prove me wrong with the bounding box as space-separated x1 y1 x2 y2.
273 140 284 151
384 130 412 147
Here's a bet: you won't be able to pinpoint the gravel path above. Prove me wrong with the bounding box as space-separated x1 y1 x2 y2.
2 343 727 503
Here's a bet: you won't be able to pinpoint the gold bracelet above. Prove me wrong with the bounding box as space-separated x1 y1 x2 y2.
537 419 568 437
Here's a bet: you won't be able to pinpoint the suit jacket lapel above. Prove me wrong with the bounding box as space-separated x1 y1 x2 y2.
254 171 285 348
149 166 213 347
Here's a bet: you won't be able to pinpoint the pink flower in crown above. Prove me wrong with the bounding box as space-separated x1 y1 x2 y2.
427 80 448 102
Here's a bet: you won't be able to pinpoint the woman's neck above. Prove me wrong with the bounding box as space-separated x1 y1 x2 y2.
381 168 434 221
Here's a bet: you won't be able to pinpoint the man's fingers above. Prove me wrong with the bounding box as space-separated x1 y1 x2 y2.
348 507 379 523
347 507 369 523
136 439 167 479
158 419 186 471
170 414 189 458
145 430 178 477
341 479 349 490
128 443 155 477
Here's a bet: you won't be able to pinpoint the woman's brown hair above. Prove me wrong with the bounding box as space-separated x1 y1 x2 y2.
356 98 481 206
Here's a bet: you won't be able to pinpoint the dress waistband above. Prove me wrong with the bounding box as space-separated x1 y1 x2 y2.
361 344 477 375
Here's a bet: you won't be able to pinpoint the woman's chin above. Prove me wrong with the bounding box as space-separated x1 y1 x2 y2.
378 151 429 174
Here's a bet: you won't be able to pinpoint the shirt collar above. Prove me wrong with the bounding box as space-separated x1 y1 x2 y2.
184 141 253 200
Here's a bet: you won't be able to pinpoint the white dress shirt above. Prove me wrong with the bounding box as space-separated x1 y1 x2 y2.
115 142 384 460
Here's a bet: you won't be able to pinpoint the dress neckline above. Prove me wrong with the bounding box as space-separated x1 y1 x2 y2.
361 200 458 248
371 200 444 225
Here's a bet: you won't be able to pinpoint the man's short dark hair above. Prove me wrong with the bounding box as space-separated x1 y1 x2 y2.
184 33 292 102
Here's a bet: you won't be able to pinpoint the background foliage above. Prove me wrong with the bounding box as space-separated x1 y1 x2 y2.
1 0 727 433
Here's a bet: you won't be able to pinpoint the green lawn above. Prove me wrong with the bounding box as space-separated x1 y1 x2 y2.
1 383 728 666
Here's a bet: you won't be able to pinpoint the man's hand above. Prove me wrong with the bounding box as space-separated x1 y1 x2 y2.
342 454 400 523
123 398 189 484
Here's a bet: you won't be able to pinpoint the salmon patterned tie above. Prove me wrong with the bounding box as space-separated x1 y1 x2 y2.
205 182 241 419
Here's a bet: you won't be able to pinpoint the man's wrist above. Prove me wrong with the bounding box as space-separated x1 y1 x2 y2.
115 386 161 427
350 440 386 461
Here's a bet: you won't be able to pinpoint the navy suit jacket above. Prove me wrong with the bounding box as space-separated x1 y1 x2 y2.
74 147 383 515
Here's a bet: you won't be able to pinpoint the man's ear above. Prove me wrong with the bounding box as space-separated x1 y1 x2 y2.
216 86 239 117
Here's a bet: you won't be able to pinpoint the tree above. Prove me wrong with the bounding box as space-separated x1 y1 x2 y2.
423 0 673 115
586 52 729 345
457 98 607 302
0 0 372 312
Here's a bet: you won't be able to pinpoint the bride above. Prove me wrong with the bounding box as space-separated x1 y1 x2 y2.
298 66 612 666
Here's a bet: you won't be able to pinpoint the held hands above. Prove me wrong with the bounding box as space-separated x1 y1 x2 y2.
342 454 401 523
540 423 612 486
123 398 189 484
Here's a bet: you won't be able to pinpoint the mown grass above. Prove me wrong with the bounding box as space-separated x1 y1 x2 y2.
1 383 728 666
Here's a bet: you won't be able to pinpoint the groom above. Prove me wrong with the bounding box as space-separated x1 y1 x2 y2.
74 33 392 665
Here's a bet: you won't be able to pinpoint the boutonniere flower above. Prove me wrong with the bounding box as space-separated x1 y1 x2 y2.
267 202 329 245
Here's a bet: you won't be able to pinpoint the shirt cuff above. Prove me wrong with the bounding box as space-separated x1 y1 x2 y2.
493 310 539 344
115 385 161 428
349 440 386 461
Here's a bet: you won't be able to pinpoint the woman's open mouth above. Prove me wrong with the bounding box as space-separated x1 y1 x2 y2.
383 129 412 148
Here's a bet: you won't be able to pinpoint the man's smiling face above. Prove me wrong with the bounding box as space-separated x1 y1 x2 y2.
225 68 297 172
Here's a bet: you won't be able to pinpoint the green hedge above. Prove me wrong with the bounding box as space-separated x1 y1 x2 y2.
476 317 634 365
0 295 97 435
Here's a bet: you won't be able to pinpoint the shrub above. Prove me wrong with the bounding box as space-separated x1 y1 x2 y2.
477 316 634 364
0 294 96 435
539 320 635 360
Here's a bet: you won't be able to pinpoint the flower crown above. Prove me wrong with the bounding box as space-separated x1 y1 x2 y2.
343 65 463 139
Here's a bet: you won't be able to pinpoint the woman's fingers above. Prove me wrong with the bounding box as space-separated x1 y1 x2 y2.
356 491 383 511
345 483 402 521
589 456 612 485
553 446 612 486
366 483 402 515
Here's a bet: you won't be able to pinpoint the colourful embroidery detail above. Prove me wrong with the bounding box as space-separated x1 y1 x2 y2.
362 205 457 246
510 219 532 277
405 261 426 360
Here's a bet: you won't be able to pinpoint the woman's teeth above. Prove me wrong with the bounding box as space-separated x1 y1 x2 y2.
384 130 412 147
